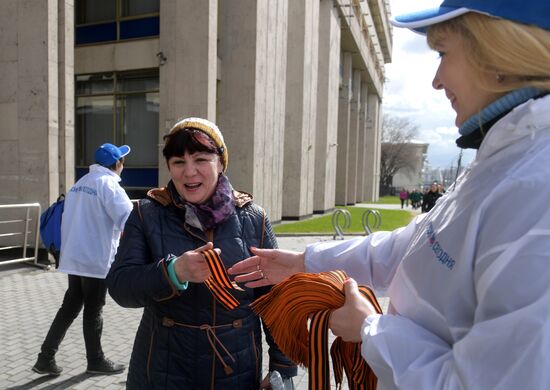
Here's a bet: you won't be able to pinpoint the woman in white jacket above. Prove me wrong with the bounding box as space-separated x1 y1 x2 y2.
229 1 550 389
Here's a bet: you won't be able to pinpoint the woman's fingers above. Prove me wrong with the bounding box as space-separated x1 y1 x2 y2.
229 248 306 288
228 247 276 274
194 241 222 257
329 278 375 342
227 249 277 287
249 246 278 258
195 241 221 257
175 244 219 283
227 255 262 275
228 256 272 286
227 256 261 282
195 241 213 253
241 277 275 288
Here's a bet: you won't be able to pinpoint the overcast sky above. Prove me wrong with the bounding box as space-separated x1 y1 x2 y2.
382 0 475 168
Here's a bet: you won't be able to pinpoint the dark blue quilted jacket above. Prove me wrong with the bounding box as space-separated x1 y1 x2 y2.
106 187 297 389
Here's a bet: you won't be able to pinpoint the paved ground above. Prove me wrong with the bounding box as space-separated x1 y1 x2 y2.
0 211 400 389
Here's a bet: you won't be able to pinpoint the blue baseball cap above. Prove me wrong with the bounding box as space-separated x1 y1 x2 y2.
94 143 131 167
391 0 550 34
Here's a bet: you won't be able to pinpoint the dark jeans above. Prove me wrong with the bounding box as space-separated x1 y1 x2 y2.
39 274 107 363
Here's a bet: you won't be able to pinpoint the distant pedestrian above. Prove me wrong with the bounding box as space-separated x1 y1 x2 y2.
421 182 442 213
409 189 422 209
32 143 133 376
398 188 409 209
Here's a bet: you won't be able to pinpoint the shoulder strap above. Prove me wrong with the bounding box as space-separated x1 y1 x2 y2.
135 199 143 222
260 208 266 248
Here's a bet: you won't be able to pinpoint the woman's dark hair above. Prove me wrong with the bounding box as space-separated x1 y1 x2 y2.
162 129 217 162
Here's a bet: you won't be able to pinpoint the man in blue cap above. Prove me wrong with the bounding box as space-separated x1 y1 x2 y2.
32 143 133 376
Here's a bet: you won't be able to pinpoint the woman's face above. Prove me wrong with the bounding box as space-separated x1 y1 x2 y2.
168 151 223 204
431 31 504 127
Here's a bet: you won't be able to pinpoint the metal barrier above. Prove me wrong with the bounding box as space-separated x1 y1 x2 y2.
332 209 352 240
0 203 49 269
362 209 381 235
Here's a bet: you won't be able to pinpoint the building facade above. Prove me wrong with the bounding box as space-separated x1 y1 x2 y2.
1 0 392 223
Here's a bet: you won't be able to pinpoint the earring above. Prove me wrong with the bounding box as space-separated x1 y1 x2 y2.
496 72 505 83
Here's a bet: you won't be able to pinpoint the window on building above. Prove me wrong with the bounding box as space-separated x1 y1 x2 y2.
75 69 159 188
120 0 159 17
75 0 160 45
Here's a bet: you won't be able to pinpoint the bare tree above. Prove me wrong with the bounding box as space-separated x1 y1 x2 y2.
379 115 419 195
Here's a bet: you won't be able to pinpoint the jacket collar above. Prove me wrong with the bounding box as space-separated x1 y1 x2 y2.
476 94 550 162
89 164 121 182
146 185 253 209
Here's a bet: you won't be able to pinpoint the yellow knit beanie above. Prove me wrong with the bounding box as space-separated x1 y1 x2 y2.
168 117 228 172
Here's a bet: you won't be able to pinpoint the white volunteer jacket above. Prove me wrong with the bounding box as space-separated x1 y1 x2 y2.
58 164 133 279
305 95 550 389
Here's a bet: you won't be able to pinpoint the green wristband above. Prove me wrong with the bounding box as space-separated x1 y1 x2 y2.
167 255 189 291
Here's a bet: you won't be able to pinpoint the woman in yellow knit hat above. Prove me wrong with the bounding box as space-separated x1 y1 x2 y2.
107 117 296 389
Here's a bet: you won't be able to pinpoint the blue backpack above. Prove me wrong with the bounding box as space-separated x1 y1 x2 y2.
39 194 65 267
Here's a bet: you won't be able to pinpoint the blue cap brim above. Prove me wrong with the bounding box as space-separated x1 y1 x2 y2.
118 145 131 157
391 6 471 34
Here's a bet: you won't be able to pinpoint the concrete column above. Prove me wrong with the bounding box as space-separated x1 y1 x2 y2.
282 0 319 219
373 97 382 200
314 0 340 214
346 69 361 205
356 81 368 202
58 0 75 195
335 51 353 206
0 0 21 204
364 92 381 201
254 0 289 221
159 0 218 185
218 0 288 221
0 0 62 207
272 0 289 221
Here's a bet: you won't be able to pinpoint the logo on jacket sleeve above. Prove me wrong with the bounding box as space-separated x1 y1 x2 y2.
70 185 98 196
426 222 455 270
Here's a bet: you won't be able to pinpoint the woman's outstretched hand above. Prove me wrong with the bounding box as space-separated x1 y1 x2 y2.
227 247 306 288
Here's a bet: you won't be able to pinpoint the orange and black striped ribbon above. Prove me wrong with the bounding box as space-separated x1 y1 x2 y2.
309 310 331 389
251 270 381 390
202 249 240 311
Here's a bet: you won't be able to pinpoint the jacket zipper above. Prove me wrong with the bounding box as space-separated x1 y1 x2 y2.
210 294 217 390
251 330 260 381
183 224 219 388
146 330 155 384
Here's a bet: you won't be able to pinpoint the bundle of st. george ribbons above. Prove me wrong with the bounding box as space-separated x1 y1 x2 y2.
251 270 382 390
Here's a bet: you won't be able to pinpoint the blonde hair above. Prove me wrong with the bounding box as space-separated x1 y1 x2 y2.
427 13 550 93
